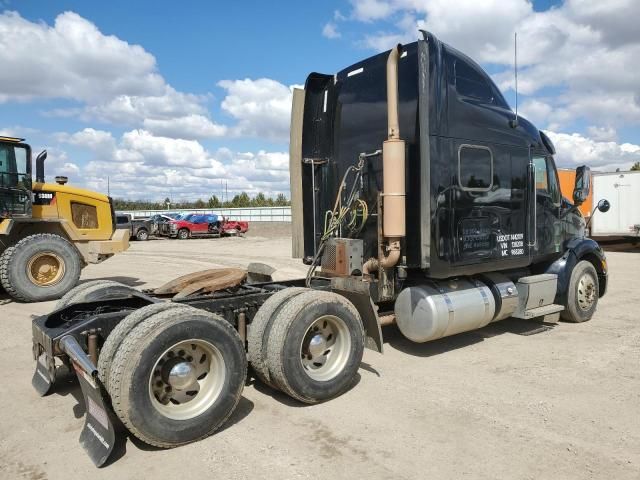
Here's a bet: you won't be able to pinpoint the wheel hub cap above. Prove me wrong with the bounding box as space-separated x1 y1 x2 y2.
167 361 197 390
577 274 596 311
149 339 225 421
300 315 351 382
308 334 328 358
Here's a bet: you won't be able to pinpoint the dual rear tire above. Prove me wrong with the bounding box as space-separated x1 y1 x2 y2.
100 303 246 448
93 288 363 448
248 289 365 404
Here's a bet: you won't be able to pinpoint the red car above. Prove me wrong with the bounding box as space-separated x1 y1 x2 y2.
167 214 249 239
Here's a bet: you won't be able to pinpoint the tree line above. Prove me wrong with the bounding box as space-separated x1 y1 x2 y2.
113 192 290 211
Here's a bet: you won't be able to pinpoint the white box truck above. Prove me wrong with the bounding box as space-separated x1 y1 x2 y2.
590 171 640 240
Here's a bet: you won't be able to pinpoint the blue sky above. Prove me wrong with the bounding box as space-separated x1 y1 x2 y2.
1 0 639 200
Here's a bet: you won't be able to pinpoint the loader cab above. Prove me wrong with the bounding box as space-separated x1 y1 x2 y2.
0 137 32 218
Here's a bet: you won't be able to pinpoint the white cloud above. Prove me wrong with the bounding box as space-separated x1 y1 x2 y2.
0 125 40 138
143 114 227 140
0 11 164 103
586 126 618 143
334 10 347 21
59 127 119 158
218 78 296 142
322 22 341 39
546 131 640 171
0 11 300 145
350 0 395 22
82 88 208 125
0 11 228 141
519 99 554 128
56 129 290 200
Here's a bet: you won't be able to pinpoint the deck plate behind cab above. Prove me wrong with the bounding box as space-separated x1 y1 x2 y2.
153 268 247 298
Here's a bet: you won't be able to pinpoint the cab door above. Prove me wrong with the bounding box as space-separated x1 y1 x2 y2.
190 215 208 234
451 141 529 268
530 154 563 258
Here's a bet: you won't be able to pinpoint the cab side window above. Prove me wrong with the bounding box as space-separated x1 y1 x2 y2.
0 145 28 188
0 146 8 187
532 156 561 205
546 156 561 205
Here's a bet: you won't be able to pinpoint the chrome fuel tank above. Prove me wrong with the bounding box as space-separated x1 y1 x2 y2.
394 278 496 343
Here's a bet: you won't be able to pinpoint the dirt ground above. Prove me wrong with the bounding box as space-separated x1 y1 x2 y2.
0 225 638 480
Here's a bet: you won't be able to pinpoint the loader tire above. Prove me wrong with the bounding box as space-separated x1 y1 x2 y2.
265 290 364 404
247 287 307 387
109 306 246 448
99 302 191 390
561 260 599 323
56 280 136 309
0 234 81 302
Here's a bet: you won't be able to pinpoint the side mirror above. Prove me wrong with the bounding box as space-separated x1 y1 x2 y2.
573 165 591 206
596 199 610 213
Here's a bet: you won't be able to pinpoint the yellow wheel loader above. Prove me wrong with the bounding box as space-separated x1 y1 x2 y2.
0 136 129 302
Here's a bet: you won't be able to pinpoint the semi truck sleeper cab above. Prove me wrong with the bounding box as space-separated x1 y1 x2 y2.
30 31 607 466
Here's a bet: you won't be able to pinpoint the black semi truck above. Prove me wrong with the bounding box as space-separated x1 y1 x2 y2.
30 31 609 466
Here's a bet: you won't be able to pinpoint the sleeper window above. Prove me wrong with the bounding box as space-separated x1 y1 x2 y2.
455 60 495 104
458 145 493 191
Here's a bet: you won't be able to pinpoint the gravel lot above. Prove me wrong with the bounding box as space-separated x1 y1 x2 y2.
0 225 638 480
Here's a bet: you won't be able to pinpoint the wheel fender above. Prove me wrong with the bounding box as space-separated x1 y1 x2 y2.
330 278 383 353
546 237 607 305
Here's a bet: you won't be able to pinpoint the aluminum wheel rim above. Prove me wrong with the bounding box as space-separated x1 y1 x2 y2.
27 252 65 286
577 273 596 311
149 339 225 421
300 315 351 382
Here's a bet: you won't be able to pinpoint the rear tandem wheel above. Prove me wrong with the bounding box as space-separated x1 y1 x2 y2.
106 305 246 448
247 287 307 387
265 290 365 404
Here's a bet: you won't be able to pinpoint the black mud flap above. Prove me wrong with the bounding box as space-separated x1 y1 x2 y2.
32 353 55 396
73 362 116 467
